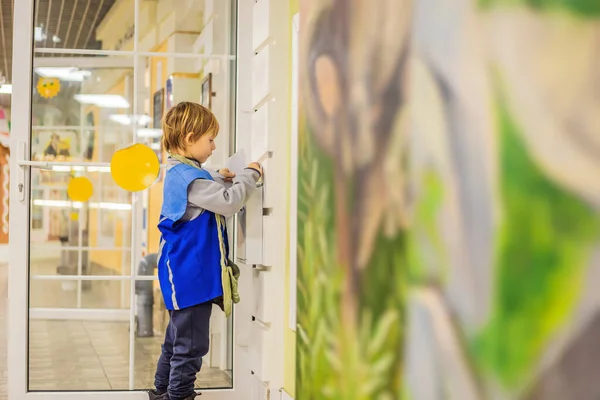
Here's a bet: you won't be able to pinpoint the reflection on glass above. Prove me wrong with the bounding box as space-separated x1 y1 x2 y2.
27 1 237 392
28 318 131 391
28 59 139 391
27 56 235 390
31 66 135 160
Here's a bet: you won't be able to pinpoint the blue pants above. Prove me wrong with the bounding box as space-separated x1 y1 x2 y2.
154 302 212 400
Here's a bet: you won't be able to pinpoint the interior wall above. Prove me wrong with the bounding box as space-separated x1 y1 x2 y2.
146 40 169 256
283 0 299 395
88 78 128 274
92 0 211 258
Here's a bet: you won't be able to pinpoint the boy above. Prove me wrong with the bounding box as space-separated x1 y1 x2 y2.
149 102 262 400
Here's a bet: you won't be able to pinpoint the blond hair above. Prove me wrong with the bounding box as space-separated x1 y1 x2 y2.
161 102 219 153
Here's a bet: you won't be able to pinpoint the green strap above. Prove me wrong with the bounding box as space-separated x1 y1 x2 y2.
169 153 200 169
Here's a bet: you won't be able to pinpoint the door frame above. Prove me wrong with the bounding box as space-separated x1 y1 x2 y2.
7 0 253 398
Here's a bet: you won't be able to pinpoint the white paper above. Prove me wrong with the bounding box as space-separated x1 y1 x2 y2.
227 149 248 176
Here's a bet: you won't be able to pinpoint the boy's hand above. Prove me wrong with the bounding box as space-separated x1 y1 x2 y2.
247 162 263 178
217 168 236 183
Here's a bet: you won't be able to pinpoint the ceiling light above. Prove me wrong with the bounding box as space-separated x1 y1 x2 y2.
36 67 91 82
109 114 132 125
34 26 47 42
109 114 152 126
0 84 11 94
87 166 111 173
51 166 73 172
33 199 132 210
138 129 163 138
74 94 130 109
52 166 110 173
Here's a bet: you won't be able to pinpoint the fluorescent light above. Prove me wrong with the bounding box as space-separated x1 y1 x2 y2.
0 84 11 94
109 114 132 125
74 94 130 109
33 199 72 208
52 166 110 173
33 199 132 210
52 166 73 172
109 114 152 126
36 67 91 82
34 26 46 42
87 166 111 173
137 128 163 138
97 202 132 211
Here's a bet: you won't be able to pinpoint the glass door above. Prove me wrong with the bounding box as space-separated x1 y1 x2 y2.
8 0 252 399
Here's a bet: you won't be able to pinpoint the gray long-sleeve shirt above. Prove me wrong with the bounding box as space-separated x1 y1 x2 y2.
166 157 260 222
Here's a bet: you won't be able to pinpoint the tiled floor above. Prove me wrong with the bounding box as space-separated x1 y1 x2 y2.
0 262 231 395
28 319 231 391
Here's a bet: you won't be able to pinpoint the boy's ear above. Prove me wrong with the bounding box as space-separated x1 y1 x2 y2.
185 132 195 143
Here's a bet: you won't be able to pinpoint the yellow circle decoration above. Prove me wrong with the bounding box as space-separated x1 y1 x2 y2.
37 77 61 99
110 143 160 192
67 177 93 202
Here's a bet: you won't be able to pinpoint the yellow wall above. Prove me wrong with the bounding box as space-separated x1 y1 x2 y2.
88 2 201 267
86 42 169 272
284 0 299 395
88 78 129 273
147 40 169 255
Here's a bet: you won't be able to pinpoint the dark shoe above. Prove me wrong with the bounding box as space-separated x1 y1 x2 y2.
178 393 200 400
148 389 168 399
163 390 202 400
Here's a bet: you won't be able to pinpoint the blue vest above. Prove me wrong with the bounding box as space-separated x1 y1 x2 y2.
157 163 226 310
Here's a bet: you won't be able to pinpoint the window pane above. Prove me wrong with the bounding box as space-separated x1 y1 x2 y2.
26 0 238 392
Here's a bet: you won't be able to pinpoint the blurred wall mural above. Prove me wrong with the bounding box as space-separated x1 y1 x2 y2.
296 0 600 399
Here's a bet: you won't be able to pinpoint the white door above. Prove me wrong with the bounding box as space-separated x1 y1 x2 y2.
8 0 254 398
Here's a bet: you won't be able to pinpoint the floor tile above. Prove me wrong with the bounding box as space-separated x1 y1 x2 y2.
0 263 232 395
